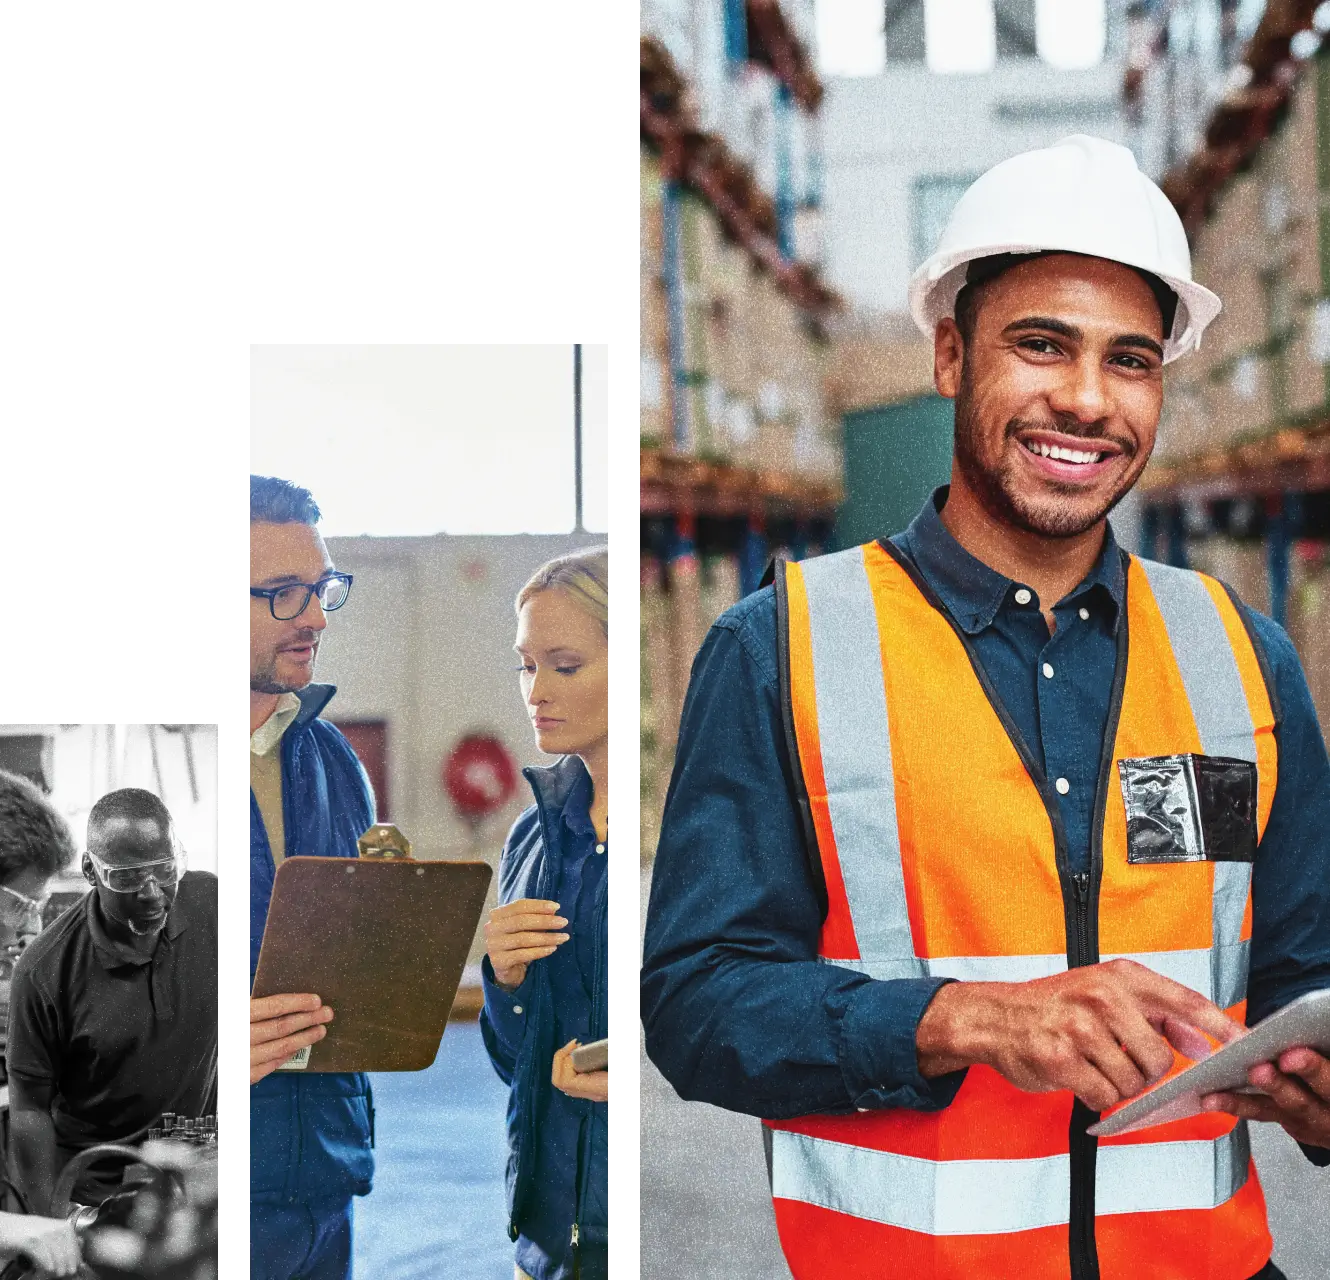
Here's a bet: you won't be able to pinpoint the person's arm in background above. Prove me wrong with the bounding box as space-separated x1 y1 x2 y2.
641 589 965 1119
1219 609 1330 1164
7 1072 59 1215
5 955 62 1213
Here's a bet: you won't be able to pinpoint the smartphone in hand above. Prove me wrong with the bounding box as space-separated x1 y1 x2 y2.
570 1039 607 1073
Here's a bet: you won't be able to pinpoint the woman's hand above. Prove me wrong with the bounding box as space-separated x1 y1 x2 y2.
250 993 333 1085
484 899 568 991
552 1039 608 1103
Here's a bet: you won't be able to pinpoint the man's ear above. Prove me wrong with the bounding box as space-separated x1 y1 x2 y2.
81 854 97 889
934 317 965 401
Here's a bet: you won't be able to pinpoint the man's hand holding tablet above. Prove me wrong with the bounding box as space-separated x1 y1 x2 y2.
1089 988 1330 1142
1202 1045 1330 1148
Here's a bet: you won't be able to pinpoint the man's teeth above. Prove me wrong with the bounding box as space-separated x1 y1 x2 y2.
1025 441 1103 464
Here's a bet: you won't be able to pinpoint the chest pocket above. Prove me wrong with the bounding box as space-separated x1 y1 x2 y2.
1120 753 1257 864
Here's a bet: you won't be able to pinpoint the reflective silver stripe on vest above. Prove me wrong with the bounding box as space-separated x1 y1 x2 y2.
800 549 921 975
825 946 1246 1005
771 1123 1249 1235
1137 559 1257 1008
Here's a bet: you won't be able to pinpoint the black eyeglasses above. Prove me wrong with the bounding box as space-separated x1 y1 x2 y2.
251 573 354 621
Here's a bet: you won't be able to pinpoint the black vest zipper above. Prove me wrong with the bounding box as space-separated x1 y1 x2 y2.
1067 872 1100 1280
876 541 1132 1280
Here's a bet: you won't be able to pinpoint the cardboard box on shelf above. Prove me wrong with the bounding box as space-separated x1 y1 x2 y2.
640 553 671 860
1185 539 1270 617
700 554 742 631
1288 543 1330 738
642 149 664 274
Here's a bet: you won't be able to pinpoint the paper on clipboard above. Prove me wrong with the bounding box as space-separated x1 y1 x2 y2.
1089 988 1330 1137
252 847 492 1073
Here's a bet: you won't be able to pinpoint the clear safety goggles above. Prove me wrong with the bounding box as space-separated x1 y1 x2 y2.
86 849 186 893
0 883 47 934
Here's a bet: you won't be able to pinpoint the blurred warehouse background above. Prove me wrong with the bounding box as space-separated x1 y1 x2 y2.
252 344 608 1280
639 2 1330 1276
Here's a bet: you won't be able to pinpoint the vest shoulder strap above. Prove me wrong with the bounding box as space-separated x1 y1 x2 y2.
1131 555 1280 748
774 553 828 914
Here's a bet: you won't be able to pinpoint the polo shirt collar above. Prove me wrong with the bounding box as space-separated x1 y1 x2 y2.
85 880 190 970
902 487 1126 635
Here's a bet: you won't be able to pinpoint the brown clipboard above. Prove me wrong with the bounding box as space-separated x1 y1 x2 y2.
252 854 493 1072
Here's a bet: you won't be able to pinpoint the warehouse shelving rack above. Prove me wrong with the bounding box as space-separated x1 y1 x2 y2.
1140 413 1330 626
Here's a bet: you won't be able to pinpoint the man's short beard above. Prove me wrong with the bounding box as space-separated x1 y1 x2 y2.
953 362 1138 540
251 659 310 696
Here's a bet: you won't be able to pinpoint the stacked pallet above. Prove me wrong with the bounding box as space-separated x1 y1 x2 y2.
639 542 746 859
640 152 839 478
1154 56 1327 475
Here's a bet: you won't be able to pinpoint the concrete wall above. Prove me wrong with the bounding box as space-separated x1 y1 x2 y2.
314 533 606 955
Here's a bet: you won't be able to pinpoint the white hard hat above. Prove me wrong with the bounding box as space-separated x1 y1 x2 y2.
908 135 1220 363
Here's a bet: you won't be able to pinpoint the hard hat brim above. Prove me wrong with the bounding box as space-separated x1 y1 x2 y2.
908 246 1222 364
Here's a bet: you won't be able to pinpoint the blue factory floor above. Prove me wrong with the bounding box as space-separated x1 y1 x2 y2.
354 1019 513 1279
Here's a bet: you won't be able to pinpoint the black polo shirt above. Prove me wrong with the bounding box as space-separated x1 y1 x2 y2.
7 870 217 1159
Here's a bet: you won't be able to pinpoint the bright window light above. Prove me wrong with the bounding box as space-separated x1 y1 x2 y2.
251 345 608 537
579 344 608 534
925 0 996 75
814 0 886 77
1036 0 1106 69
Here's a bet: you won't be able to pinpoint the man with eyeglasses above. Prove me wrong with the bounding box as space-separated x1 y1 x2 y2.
249 475 373 1280
7 787 216 1215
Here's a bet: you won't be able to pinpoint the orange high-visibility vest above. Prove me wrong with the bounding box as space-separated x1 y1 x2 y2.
768 540 1278 1280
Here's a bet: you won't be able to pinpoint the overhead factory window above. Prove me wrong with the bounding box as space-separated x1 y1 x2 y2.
1036 0 1106 69
814 0 886 77
251 344 608 537
925 0 997 74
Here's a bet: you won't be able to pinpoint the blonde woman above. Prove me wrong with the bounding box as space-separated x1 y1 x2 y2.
481 548 608 1280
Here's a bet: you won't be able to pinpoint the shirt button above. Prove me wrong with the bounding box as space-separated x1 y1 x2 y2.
595 843 605 854
1055 777 1070 795
1042 663 1055 679
513 1006 524 1015
1014 588 1032 605
1079 607 1090 621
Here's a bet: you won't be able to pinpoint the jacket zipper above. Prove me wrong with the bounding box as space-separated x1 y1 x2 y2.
570 857 607 1260
511 776 561 1246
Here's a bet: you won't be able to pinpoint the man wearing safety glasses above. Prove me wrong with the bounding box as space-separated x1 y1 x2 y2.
249 475 374 1280
7 787 217 1215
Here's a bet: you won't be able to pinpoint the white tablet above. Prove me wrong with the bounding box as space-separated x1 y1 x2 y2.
1089 988 1330 1137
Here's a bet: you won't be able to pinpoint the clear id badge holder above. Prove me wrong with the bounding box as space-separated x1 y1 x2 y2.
1118 754 1258 864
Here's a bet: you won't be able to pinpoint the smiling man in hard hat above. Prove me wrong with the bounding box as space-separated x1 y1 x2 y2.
642 135 1330 1280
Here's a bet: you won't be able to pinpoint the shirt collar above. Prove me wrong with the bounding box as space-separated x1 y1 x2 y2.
250 693 302 757
560 764 596 838
85 878 190 970
900 487 1126 635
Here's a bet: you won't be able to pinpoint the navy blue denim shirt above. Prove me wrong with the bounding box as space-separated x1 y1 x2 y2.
641 491 1330 1164
482 756 608 1280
